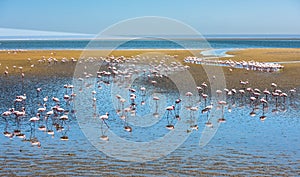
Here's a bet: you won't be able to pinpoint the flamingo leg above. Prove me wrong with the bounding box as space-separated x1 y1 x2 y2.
102 119 109 129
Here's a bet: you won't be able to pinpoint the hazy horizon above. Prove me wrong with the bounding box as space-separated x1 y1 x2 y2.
1 29 300 41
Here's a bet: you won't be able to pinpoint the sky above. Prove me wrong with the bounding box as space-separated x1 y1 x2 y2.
0 0 300 36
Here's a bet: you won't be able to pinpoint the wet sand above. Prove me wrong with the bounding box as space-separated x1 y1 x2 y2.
0 48 299 90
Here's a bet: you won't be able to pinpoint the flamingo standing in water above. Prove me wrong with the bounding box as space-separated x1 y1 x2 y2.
36 88 42 97
249 97 257 117
288 88 296 105
29 113 40 129
202 93 208 107
216 90 222 100
123 114 132 133
201 102 213 127
185 92 193 108
218 101 227 123
271 82 277 89
37 104 46 113
99 112 110 141
115 94 122 114
152 96 160 117
260 98 268 107
272 92 280 107
99 112 109 128
197 86 203 102
174 98 181 120
205 117 213 128
201 82 208 93
260 106 267 121
188 106 198 131
263 89 271 102
140 87 146 105
280 93 288 104
165 105 175 130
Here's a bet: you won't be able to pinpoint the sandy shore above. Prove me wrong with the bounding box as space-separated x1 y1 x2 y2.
0 48 299 90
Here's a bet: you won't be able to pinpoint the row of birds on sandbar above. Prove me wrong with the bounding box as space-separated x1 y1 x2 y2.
184 56 284 72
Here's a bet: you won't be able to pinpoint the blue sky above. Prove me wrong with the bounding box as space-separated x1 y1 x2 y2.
0 0 300 35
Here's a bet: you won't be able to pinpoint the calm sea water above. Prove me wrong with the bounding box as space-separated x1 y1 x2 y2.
0 39 300 50
0 39 300 176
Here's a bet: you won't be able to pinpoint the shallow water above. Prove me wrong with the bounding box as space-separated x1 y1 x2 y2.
200 48 236 57
0 70 300 176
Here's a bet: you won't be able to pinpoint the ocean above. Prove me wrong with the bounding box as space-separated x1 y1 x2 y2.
0 39 300 50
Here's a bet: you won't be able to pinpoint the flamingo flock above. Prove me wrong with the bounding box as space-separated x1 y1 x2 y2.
184 56 284 72
1 53 298 145
1 78 76 147
73 54 297 140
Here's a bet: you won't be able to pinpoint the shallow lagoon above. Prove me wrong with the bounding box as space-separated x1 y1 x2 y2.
0 66 299 176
